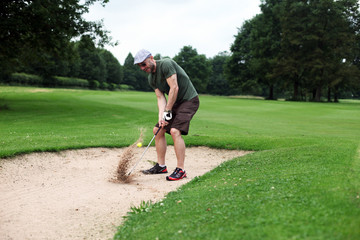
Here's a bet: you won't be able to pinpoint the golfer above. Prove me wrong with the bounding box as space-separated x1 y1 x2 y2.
134 49 199 181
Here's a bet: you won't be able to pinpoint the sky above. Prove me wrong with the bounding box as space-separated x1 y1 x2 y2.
84 0 262 65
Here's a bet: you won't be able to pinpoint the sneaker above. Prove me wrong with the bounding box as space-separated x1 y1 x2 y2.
141 163 168 174
166 168 187 181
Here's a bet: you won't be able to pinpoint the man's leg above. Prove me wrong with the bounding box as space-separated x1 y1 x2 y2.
141 127 168 175
170 128 185 169
154 127 167 166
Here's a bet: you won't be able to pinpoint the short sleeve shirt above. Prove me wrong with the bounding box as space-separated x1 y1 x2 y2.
148 58 198 103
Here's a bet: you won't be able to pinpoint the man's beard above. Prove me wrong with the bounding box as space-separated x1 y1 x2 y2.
149 62 155 72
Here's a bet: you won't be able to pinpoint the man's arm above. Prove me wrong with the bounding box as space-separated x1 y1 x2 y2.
165 73 179 111
155 88 167 127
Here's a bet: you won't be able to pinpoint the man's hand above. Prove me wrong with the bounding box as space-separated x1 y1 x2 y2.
159 119 168 128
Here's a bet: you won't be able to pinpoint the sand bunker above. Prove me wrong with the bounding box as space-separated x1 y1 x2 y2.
0 146 251 240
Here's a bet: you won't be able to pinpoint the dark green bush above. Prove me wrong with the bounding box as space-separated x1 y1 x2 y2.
4 73 124 91
89 80 100 89
55 76 89 88
100 81 109 90
119 84 134 91
108 83 118 91
9 73 43 85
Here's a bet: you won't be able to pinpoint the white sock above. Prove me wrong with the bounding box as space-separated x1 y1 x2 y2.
159 164 166 168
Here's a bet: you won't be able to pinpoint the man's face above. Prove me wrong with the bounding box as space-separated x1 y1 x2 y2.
138 58 154 73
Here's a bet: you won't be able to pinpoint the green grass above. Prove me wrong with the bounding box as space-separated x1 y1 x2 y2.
1 86 359 239
0 87 159 157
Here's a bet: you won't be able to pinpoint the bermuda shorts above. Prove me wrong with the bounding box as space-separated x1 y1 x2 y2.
155 96 200 135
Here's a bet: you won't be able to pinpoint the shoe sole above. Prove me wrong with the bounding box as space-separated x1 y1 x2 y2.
166 174 187 181
142 170 168 175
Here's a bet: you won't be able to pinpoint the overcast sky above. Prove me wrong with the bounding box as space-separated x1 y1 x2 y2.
84 0 262 64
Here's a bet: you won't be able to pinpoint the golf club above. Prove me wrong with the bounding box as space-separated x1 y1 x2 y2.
127 126 162 176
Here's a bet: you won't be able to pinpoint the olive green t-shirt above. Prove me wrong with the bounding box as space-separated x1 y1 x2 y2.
148 58 198 103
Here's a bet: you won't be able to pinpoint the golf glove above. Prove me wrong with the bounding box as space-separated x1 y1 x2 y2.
163 110 172 121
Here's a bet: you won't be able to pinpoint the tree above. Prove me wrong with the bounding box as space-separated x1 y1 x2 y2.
227 1 283 100
208 52 231 95
226 18 264 96
99 49 123 84
303 0 358 101
154 54 162 60
77 35 107 82
276 0 360 101
0 0 114 80
228 0 360 101
66 42 81 78
21 41 79 80
173 46 211 93
123 53 149 91
249 0 283 100
274 1 310 100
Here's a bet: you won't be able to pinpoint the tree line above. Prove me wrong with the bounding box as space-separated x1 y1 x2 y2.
226 0 360 101
1 0 360 101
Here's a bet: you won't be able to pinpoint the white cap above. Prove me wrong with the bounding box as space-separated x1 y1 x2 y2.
134 49 152 64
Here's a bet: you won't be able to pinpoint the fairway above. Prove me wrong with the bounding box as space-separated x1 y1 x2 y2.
0 86 359 240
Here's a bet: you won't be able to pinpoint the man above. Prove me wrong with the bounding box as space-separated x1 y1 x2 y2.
134 49 199 181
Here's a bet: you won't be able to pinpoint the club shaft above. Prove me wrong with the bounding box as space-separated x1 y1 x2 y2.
127 127 161 176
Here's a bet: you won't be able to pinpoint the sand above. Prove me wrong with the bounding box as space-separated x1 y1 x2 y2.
0 146 251 240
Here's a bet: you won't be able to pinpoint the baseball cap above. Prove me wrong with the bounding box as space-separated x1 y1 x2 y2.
134 49 152 64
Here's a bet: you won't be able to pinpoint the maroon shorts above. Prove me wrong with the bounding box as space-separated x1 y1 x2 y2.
155 96 199 135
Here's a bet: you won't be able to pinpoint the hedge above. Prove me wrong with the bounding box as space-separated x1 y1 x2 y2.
8 73 43 85
1 73 131 91
54 76 89 88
